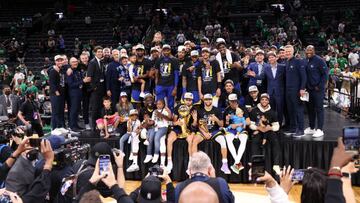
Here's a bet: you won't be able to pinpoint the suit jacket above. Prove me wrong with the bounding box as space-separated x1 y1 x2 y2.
0 94 20 116
247 62 270 87
87 58 105 91
264 63 286 96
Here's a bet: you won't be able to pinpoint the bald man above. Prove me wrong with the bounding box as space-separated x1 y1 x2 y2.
175 151 234 203
304 45 328 138
179 182 219 203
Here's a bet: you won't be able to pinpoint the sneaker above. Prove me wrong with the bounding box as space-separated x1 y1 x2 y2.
273 165 281 175
144 140 149 146
292 130 305 138
230 164 240 174
312 129 324 138
221 163 231 174
144 155 153 163
166 160 173 172
139 92 146 98
304 127 315 135
283 130 296 135
126 163 139 172
129 153 134 161
85 124 90 130
152 154 159 163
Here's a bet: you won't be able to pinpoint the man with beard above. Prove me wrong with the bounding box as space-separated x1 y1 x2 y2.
79 53 91 129
102 47 112 71
304 45 328 138
106 49 121 107
215 38 242 90
132 44 152 104
219 79 242 110
182 50 201 104
67 57 84 131
154 44 180 111
49 55 66 129
86 46 106 130
277 46 286 64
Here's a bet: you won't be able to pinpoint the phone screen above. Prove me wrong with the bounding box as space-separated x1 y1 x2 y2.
292 169 305 182
251 155 265 181
343 127 360 153
99 155 110 175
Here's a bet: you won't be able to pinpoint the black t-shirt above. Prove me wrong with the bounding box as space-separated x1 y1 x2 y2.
139 106 155 121
196 60 220 94
182 60 201 92
244 95 260 110
100 106 116 118
221 52 241 84
133 58 152 91
155 56 180 86
19 100 39 123
173 104 197 132
249 107 278 126
223 105 249 124
219 89 242 109
198 106 222 132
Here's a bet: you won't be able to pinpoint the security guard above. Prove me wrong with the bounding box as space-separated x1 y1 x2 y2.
67 57 83 131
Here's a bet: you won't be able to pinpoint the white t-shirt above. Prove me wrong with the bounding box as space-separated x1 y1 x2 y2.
13 72 25 86
348 52 359 66
152 108 170 128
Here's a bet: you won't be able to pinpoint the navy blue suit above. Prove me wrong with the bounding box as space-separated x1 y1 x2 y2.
247 62 270 93
305 55 328 130
106 61 121 106
264 63 286 125
285 57 307 133
67 68 83 129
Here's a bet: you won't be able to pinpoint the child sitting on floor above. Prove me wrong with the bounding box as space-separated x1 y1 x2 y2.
96 96 119 138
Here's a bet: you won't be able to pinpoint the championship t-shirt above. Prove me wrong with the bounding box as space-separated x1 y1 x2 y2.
198 106 222 132
133 58 152 91
182 60 201 91
221 52 241 84
196 60 220 94
155 56 179 86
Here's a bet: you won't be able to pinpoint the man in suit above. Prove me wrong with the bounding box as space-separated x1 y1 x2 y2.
106 49 121 107
263 51 286 126
86 46 106 130
0 85 20 118
247 49 269 93
284 45 307 137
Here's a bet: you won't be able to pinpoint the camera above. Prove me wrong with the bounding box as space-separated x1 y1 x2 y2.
0 122 25 143
53 137 90 168
148 165 164 177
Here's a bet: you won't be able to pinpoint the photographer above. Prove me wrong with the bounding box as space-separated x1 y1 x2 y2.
17 90 44 137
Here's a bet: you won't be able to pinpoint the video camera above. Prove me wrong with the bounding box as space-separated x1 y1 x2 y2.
0 122 28 144
53 137 90 168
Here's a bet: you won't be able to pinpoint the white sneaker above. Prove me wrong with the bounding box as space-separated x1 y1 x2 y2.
152 154 159 163
304 127 315 135
139 92 146 98
126 163 139 172
312 129 324 138
273 165 281 175
166 160 173 172
85 124 90 130
144 155 153 163
129 153 134 161
144 140 149 146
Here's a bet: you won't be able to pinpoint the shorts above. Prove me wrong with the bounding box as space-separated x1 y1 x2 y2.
196 129 223 140
96 116 119 126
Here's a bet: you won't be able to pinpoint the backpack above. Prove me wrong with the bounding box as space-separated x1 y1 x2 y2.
59 160 93 203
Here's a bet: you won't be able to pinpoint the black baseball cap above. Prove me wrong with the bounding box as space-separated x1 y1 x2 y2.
139 175 162 203
87 142 114 166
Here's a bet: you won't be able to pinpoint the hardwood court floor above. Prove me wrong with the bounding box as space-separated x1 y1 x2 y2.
118 181 360 203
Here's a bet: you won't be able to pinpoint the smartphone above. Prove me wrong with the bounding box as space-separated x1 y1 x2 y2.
292 169 306 182
343 127 360 167
29 138 41 148
99 155 110 175
251 155 265 181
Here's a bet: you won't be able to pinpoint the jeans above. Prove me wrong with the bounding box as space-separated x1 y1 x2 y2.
50 95 65 129
147 127 167 155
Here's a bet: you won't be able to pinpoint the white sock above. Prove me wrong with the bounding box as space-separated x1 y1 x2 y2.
161 155 166 166
222 159 228 164
133 155 138 165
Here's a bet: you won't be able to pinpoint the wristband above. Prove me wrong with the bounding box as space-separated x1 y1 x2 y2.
328 172 343 178
217 82 222 89
330 166 341 172
342 172 351 179
10 155 17 160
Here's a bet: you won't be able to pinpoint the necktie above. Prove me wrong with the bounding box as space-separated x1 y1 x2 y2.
6 96 10 107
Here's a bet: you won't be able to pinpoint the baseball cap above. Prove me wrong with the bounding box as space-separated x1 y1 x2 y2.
201 37 210 44
150 47 159 53
190 50 199 57
201 47 211 53
144 93 154 100
270 45 278 50
184 40 192 45
88 142 114 166
54 55 65 61
136 44 145 50
129 109 139 116
120 54 128 59
256 49 265 55
224 79 234 86
177 45 185 52
162 44 171 50
260 93 270 99
120 92 127 97
228 93 238 101
267 51 277 57
279 46 285 51
203 94 213 100
216 38 226 45
139 175 162 203
248 85 258 92
184 92 194 100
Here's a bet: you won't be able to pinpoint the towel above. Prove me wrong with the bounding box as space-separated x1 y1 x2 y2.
216 49 232 77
